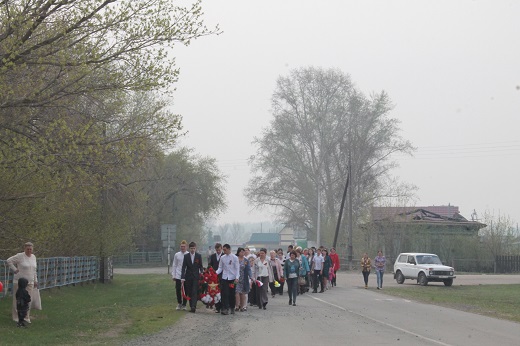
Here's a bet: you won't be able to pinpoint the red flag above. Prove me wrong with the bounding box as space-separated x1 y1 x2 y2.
181 281 191 301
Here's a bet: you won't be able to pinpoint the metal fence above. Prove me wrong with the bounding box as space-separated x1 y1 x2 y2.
0 256 100 298
112 252 163 266
495 255 520 273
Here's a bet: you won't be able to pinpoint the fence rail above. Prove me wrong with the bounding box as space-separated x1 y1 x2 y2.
112 252 163 266
496 255 520 273
0 256 101 298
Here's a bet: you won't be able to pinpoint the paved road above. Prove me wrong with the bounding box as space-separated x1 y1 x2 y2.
115 267 520 286
119 268 520 346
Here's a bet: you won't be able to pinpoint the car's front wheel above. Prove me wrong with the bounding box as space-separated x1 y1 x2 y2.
395 271 405 284
443 278 453 287
418 272 428 286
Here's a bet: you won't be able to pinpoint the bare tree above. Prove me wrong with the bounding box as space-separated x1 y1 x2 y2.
480 212 519 258
228 222 245 244
246 67 414 246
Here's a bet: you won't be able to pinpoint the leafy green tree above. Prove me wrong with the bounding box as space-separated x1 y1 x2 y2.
0 0 218 257
133 148 227 251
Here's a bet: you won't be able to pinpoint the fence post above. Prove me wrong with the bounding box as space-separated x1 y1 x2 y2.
99 256 112 284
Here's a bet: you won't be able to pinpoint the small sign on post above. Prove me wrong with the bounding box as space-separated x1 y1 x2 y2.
161 224 176 274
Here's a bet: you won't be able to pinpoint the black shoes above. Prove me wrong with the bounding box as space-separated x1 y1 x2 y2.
221 309 229 315
190 307 196 313
263 302 267 310
292 303 296 306
289 299 292 305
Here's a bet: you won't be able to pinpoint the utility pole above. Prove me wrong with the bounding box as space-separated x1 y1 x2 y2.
317 187 321 246
347 155 353 268
333 168 349 249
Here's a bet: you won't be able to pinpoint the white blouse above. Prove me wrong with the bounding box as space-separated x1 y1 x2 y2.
255 257 270 277
7 252 38 284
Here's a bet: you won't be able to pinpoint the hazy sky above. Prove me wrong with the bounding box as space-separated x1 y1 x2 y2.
171 0 520 226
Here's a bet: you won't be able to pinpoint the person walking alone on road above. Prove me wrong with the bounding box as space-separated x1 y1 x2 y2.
361 252 371 289
374 250 386 289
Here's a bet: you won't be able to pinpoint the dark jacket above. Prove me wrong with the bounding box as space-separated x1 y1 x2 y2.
209 252 223 272
181 252 203 281
16 278 31 315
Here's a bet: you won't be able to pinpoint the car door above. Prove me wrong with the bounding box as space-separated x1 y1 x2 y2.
399 255 413 277
407 255 421 278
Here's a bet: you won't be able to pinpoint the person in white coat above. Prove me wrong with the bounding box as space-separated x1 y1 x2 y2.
7 242 38 323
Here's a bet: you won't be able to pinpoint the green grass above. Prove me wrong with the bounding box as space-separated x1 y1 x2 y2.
380 284 520 322
0 274 182 345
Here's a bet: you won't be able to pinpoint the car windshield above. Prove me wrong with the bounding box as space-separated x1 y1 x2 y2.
416 255 442 265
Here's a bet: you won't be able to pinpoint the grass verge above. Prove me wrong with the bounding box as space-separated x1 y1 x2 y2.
379 284 520 323
0 274 181 345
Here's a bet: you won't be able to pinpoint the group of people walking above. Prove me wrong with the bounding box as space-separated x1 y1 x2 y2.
171 241 345 314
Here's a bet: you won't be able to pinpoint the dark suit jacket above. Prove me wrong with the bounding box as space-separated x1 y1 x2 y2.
181 252 203 281
209 252 223 272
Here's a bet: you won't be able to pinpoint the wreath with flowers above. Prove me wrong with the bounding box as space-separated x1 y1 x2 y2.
197 267 221 306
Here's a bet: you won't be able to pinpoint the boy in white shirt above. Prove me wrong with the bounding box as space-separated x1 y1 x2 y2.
171 240 188 310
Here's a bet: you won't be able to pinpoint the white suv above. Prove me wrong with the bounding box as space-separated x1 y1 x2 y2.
393 253 456 286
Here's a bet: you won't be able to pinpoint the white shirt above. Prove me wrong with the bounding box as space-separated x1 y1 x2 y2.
216 253 240 280
172 250 187 279
255 257 270 277
313 254 324 270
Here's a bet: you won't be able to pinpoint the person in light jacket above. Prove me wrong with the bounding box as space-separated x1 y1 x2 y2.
7 242 38 324
374 250 386 289
268 250 283 298
254 248 273 310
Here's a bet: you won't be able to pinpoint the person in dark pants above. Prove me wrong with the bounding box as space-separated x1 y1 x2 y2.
181 242 203 312
361 252 371 289
16 278 31 327
284 251 300 306
208 243 223 313
216 244 240 315
312 248 324 293
171 240 188 310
